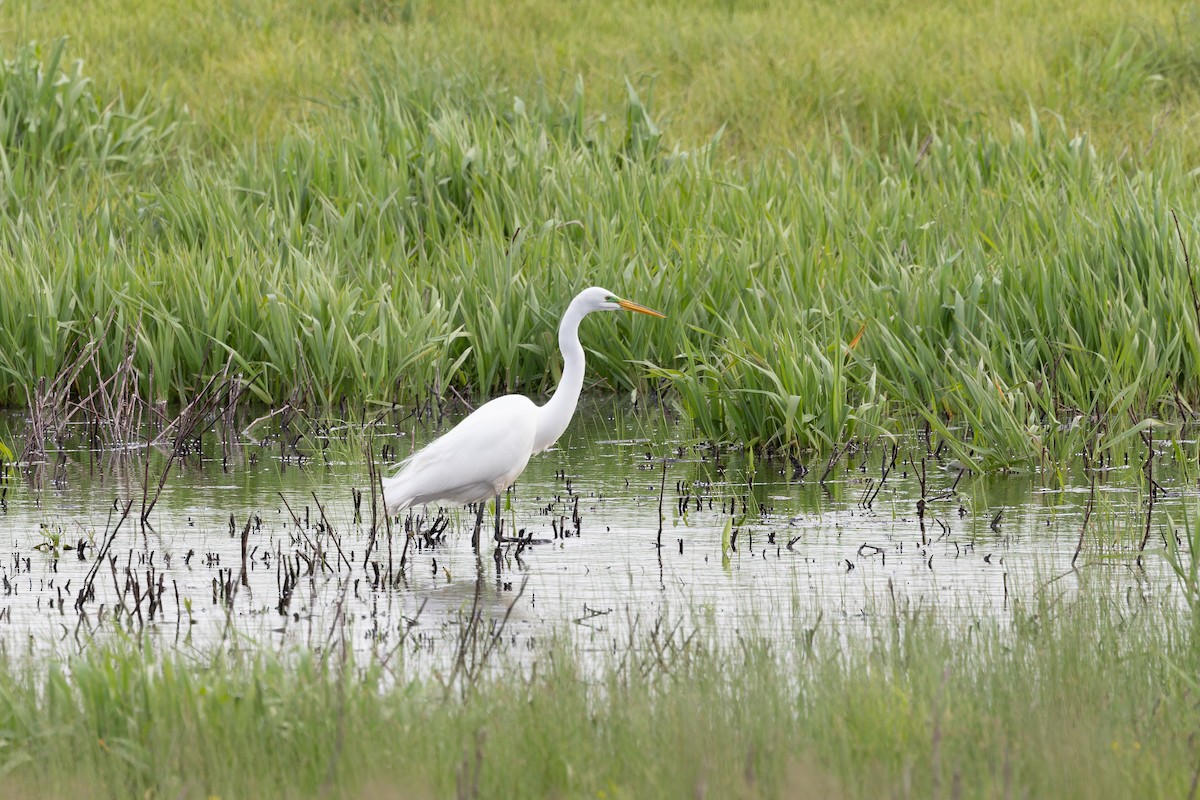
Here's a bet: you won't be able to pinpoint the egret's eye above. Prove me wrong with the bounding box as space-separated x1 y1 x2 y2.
605 295 619 303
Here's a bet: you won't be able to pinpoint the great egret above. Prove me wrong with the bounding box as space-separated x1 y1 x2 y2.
383 286 664 549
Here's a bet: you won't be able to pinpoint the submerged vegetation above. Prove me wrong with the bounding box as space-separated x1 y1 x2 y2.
2 1 1200 469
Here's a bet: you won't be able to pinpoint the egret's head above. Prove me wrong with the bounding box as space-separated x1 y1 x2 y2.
581 286 665 317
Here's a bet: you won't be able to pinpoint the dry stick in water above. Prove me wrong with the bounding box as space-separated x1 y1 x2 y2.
20 313 115 464
75 498 133 610
1071 450 1097 568
363 437 380 568
656 458 667 549
141 357 237 526
379 471 405 581
909 454 929 543
819 441 847 485
241 403 294 445
278 492 333 573
139 363 155 523
448 574 529 696
1138 428 1156 561
73 318 143 446
862 442 898 509
239 514 253 586
448 573 486 694
311 491 353 572
147 340 221 447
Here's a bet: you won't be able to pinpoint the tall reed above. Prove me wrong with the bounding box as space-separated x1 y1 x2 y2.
0 33 1198 468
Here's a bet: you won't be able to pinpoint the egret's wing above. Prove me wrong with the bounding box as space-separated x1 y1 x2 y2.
383 396 538 510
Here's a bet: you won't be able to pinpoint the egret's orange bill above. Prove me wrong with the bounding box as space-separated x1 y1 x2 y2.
617 298 666 318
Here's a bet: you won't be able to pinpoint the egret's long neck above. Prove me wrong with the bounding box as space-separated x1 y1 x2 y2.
533 300 588 452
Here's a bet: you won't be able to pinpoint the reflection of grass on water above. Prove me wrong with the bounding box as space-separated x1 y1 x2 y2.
1 576 1196 799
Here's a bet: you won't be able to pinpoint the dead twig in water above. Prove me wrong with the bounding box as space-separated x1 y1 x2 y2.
1137 428 1157 563
141 354 238 526
861 442 898 509
1071 450 1097 568
363 437 381 568
656 458 667 549
278 493 333 573
241 403 298 445
819 442 847 485
75 499 133 610
239 514 253 587
311 491 353 572
21 312 119 465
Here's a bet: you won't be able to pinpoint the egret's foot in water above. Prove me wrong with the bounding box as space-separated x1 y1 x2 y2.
493 493 503 544
471 502 485 552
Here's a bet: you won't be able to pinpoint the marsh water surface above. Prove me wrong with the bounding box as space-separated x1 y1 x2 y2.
0 402 1186 666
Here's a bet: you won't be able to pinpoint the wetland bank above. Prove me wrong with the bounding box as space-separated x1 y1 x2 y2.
2 0 1200 797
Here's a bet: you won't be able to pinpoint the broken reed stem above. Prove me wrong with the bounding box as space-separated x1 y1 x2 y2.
142 354 238 526
75 498 133 610
820 442 846 485
1072 450 1097 568
656 457 666 549
1138 428 1156 561
239 514 252 587
862 441 898 509
311 491 353 572
278 492 333 573
363 437 380 568
20 312 115 464
447 573 486 693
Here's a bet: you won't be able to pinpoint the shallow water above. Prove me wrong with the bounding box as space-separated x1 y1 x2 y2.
0 401 1188 666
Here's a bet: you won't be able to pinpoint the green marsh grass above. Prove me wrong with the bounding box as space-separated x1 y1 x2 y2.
1 6 1200 468
0 581 1196 799
6 1 1200 159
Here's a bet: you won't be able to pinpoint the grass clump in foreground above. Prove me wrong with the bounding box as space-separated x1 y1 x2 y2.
0 579 1196 799
2 4 1200 467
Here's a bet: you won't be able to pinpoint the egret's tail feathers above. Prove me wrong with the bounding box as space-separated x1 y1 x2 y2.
381 472 413 514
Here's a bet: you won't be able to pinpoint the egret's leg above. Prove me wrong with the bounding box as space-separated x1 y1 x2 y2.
471 501 485 552
493 493 503 542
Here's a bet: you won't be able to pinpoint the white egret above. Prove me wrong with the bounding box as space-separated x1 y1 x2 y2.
383 286 664 549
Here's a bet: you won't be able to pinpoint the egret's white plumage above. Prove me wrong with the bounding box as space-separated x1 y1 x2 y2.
382 287 663 528
382 395 538 510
